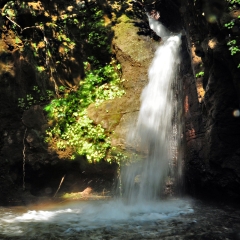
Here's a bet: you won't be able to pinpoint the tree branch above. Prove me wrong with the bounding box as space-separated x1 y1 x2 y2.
5 16 22 30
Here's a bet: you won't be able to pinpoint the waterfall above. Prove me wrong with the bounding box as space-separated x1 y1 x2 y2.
120 17 182 203
0 18 196 240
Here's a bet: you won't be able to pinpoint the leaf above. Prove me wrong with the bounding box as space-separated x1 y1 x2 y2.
44 105 52 111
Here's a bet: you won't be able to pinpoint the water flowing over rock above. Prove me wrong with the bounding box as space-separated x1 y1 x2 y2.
121 18 182 203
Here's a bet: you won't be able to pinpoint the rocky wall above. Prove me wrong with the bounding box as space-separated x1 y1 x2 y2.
1 0 240 205
0 0 157 205
181 0 240 202
0 0 113 205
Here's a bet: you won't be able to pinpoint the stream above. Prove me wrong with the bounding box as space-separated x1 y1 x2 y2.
0 198 240 239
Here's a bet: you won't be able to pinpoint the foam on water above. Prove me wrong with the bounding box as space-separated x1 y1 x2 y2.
0 199 193 236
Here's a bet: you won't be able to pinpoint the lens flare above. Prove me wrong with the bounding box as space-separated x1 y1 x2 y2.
206 14 217 23
233 109 240 117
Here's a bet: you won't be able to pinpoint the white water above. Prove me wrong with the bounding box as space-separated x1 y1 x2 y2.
0 18 189 239
0 199 193 237
121 18 182 202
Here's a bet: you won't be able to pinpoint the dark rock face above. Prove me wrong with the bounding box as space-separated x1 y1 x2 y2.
0 2 150 204
22 106 47 131
181 0 240 202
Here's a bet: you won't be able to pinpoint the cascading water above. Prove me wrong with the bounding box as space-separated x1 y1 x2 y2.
121 17 182 203
0 17 195 240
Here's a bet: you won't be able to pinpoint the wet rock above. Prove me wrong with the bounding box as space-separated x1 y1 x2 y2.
88 14 156 153
182 0 240 202
26 129 45 150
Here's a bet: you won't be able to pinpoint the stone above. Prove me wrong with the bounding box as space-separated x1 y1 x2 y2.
22 105 47 132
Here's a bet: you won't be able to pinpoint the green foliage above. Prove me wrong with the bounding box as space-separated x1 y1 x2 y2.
1 1 113 82
227 40 240 55
45 63 125 162
224 1 240 67
227 0 240 10
195 71 204 78
227 0 240 4
26 94 33 106
18 86 54 110
47 111 111 162
82 62 125 106
107 148 128 164
2 1 123 162
78 8 112 67
33 85 40 93
18 98 25 109
36 66 45 72
224 20 235 29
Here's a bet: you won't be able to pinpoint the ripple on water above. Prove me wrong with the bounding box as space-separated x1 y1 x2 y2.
0 198 193 238
2 199 240 240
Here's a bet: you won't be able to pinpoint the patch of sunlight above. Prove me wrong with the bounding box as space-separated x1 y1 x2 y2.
0 61 15 77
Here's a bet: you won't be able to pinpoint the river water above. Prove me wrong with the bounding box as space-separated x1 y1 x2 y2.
0 198 240 239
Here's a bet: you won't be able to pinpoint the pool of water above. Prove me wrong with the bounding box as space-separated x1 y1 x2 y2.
0 198 240 239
